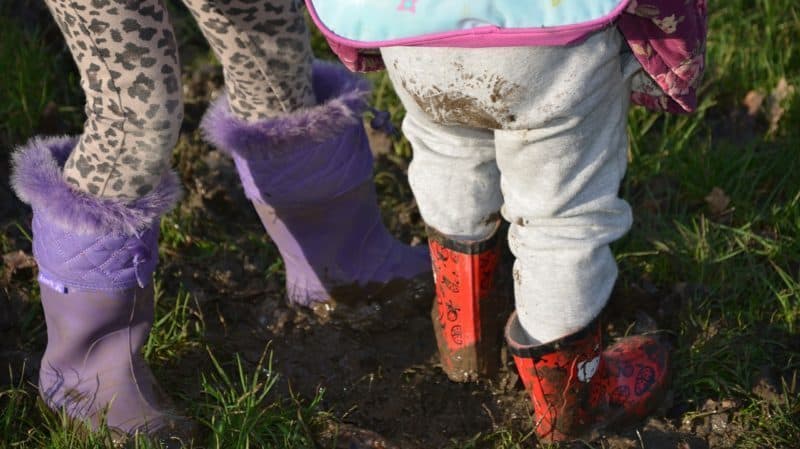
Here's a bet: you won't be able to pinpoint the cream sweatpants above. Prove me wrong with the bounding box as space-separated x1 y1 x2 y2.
382 27 640 344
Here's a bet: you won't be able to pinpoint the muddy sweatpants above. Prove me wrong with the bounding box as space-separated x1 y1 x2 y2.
44 0 315 199
381 27 641 345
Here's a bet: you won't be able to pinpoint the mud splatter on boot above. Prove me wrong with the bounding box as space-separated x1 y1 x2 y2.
505 312 603 440
505 312 670 442
428 222 505 382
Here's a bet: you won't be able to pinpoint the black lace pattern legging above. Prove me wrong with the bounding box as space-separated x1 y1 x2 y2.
44 0 315 199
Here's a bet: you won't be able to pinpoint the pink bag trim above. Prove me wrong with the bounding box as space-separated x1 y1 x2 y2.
307 0 631 72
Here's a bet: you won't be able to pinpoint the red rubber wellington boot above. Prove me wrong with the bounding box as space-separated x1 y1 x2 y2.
505 312 669 442
427 222 504 382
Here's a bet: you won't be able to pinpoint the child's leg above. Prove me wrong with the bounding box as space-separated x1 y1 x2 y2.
45 0 183 199
394 86 502 241
493 32 632 345
383 49 505 381
181 0 315 120
20 1 193 443
493 34 667 439
192 0 431 312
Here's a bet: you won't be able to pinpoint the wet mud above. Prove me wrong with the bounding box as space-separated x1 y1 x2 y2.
395 60 521 129
150 138 532 448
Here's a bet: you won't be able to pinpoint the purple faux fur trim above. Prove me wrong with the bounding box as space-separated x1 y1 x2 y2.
201 60 371 159
11 136 181 235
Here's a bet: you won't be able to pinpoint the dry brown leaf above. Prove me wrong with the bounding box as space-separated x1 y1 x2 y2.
742 90 765 117
766 77 795 134
364 119 393 157
3 251 36 273
741 78 795 134
705 187 731 215
771 77 794 104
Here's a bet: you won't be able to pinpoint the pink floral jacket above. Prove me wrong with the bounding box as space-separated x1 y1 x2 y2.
618 0 707 114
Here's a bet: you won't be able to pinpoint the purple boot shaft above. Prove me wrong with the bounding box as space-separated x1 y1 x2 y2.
202 62 430 307
11 137 193 444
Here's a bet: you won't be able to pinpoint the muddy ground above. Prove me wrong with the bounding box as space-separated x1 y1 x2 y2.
0 62 758 449
127 133 716 449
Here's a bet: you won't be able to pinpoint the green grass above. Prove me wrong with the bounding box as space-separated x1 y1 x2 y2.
144 283 205 364
0 17 56 143
0 348 321 449
0 4 82 146
2 0 800 447
198 350 321 449
611 0 800 444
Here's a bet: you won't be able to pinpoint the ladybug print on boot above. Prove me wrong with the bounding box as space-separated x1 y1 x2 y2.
634 365 657 396
426 223 503 382
609 385 631 407
600 335 670 421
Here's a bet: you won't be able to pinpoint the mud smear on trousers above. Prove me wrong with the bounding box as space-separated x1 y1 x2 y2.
401 75 520 130
411 88 504 129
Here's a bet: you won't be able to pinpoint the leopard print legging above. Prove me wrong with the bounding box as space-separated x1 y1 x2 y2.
45 0 315 199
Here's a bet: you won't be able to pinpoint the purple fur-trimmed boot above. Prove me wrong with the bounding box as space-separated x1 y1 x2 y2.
201 61 431 326
11 137 195 446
